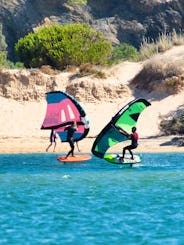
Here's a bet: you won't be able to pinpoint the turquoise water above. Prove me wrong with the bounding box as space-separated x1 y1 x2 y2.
0 153 183 245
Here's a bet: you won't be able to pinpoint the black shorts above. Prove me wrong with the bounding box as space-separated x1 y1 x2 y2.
125 144 138 150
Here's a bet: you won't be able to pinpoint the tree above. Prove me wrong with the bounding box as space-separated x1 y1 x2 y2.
15 23 112 69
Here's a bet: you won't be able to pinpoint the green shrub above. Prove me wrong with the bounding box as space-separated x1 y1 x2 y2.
13 62 25 68
15 23 112 69
0 51 24 69
109 43 139 64
67 0 87 5
0 52 7 67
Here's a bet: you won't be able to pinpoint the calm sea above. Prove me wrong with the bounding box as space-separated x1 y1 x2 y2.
0 153 183 245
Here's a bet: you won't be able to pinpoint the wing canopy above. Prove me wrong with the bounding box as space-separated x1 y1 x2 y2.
41 91 89 142
91 98 151 158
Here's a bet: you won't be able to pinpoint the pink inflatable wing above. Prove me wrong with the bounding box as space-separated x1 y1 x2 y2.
41 91 89 142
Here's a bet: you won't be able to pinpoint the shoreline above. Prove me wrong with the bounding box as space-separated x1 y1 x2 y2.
0 135 183 154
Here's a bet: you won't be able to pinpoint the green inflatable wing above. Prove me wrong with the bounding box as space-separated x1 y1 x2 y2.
91 98 151 158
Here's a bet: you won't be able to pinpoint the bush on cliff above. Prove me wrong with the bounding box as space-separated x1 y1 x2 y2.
67 0 87 4
160 113 184 135
110 43 139 64
0 52 24 69
15 23 112 69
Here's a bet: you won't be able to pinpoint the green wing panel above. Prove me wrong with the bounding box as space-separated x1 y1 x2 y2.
92 126 128 158
91 98 151 158
116 101 150 134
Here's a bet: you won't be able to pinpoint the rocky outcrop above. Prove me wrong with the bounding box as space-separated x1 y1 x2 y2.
89 0 184 47
1 0 184 61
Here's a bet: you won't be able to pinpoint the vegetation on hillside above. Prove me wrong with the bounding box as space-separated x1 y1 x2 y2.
139 30 184 60
130 60 184 94
0 24 24 68
15 23 112 69
67 0 87 5
0 52 24 68
1 22 184 91
130 31 184 94
109 43 139 64
160 113 184 135
108 29 184 64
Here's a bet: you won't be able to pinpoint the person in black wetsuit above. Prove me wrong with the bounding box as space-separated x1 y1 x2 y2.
64 121 77 158
46 129 57 152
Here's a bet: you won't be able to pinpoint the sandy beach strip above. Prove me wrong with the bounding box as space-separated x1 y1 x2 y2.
0 136 183 154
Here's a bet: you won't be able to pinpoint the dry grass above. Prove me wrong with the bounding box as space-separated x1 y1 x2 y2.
79 63 96 76
139 30 184 60
131 59 184 93
78 63 106 79
160 113 184 135
40 65 60 75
